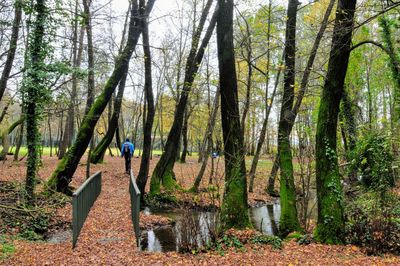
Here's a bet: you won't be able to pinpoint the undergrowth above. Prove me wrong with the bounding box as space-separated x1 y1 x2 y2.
0 181 69 241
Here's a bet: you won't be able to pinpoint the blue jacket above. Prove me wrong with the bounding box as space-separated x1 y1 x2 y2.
121 141 135 157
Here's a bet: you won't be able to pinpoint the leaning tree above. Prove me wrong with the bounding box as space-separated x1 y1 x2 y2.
47 0 156 194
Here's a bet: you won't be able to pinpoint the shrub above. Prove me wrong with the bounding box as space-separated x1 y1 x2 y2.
350 132 395 191
345 192 400 255
250 235 282 249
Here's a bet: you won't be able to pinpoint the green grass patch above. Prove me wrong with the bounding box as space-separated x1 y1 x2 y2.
0 237 15 261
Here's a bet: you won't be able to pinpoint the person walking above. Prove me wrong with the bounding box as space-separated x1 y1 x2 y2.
121 138 135 174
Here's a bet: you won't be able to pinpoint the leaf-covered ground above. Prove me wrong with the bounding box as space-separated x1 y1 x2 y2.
1 155 400 265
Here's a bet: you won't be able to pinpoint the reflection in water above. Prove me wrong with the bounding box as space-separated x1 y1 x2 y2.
141 227 176 252
249 201 281 235
140 203 281 252
140 192 318 252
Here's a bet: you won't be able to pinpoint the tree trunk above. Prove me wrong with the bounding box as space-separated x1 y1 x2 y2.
191 87 220 192
48 114 53 157
24 0 48 203
277 0 300 236
180 109 189 163
248 0 273 192
149 2 217 195
47 0 156 194
90 0 132 164
0 117 22 160
239 16 252 136
83 0 95 116
58 4 85 159
90 70 128 164
0 1 22 102
137 1 155 199
217 0 249 230
13 119 24 161
315 0 357 244
266 0 335 195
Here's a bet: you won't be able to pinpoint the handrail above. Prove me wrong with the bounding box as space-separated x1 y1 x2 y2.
72 171 102 248
129 169 141 247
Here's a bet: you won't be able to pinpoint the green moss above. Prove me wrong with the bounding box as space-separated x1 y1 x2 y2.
220 170 251 230
285 231 302 240
149 161 181 197
162 168 180 191
46 156 68 193
278 137 300 236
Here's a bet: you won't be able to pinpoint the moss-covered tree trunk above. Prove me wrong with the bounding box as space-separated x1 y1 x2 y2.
149 1 217 196
47 0 156 194
277 0 300 236
90 69 128 164
23 0 48 203
315 0 357 244
266 0 335 195
0 116 25 160
217 0 249 230
137 0 155 199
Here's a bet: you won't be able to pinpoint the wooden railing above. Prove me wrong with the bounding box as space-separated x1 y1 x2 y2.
72 171 102 248
129 169 141 247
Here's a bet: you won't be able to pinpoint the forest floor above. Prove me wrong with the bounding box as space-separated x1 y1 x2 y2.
1 155 400 265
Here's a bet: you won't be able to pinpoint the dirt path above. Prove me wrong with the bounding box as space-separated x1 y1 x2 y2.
5 159 141 265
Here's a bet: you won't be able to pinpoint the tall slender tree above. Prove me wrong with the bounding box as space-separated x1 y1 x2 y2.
266 0 336 196
137 0 155 199
277 0 300 236
315 0 357 244
217 0 249 230
82 0 95 116
58 0 84 159
23 0 50 202
0 0 22 103
149 1 218 195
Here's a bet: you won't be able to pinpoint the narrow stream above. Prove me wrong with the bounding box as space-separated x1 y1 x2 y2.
140 200 283 252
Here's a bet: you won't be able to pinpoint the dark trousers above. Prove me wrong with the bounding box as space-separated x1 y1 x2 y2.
124 154 131 173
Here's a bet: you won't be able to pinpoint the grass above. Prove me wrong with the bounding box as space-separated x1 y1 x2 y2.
4 145 304 177
0 239 15 261
5 146 168 157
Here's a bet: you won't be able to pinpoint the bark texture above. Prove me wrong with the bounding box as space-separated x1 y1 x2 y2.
0 1 22 102
217 0 249 230
315 0 357 244
137 0 155 199
277 0 300 236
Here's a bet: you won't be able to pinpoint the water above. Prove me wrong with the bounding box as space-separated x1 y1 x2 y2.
249 201 281 235
140 201 282 252
140 208 217 252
